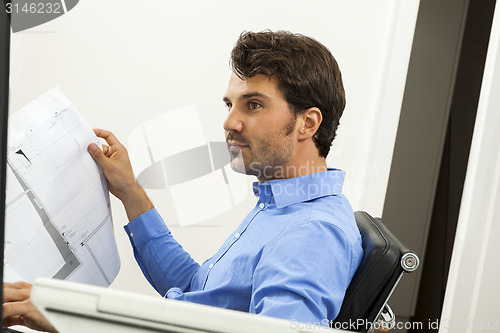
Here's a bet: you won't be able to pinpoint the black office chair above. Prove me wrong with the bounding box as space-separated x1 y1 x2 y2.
332 211 419 333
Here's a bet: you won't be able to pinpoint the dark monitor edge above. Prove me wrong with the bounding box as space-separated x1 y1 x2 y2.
1 0 12 321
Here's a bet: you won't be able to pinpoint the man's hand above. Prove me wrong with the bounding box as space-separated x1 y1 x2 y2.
3 281 57 332
88 129 154 221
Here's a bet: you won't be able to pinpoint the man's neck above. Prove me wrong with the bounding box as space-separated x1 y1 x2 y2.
257 157 328 183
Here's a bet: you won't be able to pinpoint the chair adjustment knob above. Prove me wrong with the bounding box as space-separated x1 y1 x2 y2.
401 253 419 272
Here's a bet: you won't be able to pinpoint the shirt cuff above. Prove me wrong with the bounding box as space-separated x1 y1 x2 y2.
124 208 171 248
165 287 184 299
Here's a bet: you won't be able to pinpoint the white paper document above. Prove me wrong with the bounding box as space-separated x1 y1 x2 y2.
4 88 120 287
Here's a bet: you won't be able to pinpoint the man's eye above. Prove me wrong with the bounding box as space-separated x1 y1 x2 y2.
226 103 232 111
249 102 261 110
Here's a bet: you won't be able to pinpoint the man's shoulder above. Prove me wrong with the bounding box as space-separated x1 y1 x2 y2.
307 194 360 244
269 193 358 242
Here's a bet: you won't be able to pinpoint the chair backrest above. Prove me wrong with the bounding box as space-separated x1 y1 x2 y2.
332 211 419 333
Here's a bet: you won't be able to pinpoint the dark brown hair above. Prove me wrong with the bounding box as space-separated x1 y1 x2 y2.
230 30 346 158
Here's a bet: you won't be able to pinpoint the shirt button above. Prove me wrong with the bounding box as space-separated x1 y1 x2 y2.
129 232 134 237
209 263 214 269
235 232 240 239
259 203 265 209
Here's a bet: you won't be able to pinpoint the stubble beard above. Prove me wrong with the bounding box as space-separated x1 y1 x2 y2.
227 114 297 180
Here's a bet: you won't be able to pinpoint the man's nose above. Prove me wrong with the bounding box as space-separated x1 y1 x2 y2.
223 108 243 133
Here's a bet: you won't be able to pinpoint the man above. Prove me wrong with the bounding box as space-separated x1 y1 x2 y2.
3 30 362 331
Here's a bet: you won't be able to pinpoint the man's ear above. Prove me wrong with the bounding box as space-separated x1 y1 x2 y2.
298 107 322 141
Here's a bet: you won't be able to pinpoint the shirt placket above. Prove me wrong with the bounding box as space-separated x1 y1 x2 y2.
201 187 272 289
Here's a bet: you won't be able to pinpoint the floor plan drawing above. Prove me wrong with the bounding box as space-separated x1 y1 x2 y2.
4 88 120 287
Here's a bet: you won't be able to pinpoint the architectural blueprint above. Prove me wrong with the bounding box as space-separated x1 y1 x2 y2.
4 88 120 286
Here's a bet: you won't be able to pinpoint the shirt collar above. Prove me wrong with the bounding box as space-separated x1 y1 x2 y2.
252 168 346 209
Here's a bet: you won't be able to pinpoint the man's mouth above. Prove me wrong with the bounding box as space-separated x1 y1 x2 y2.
226 137 249 148
228 142 249 149
226 141 249 157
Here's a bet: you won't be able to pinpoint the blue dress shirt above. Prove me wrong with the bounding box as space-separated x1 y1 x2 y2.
125 169 363 323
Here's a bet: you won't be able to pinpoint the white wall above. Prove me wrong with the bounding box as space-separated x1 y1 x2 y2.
8 0 419 295
439 2 500 331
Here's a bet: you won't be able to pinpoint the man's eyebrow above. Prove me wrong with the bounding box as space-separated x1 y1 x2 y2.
240 92 270 100
223 92 270 103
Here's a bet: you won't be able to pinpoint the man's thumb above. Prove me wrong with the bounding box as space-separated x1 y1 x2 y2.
88 143 106 165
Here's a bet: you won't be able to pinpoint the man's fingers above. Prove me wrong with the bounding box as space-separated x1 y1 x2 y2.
89 144 111 157
93 128 121 146
2 300 56 332
3 314 25 327
3 282 56 332
3 299 32 319
88 143 110 168
3 287 30 303
3 281 32 290
102 144 109 154
3 282 32 303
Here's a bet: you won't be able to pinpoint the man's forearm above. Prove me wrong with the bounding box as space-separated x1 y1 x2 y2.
119 183 154 221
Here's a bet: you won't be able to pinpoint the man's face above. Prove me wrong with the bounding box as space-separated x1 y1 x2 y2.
223 73 299 181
